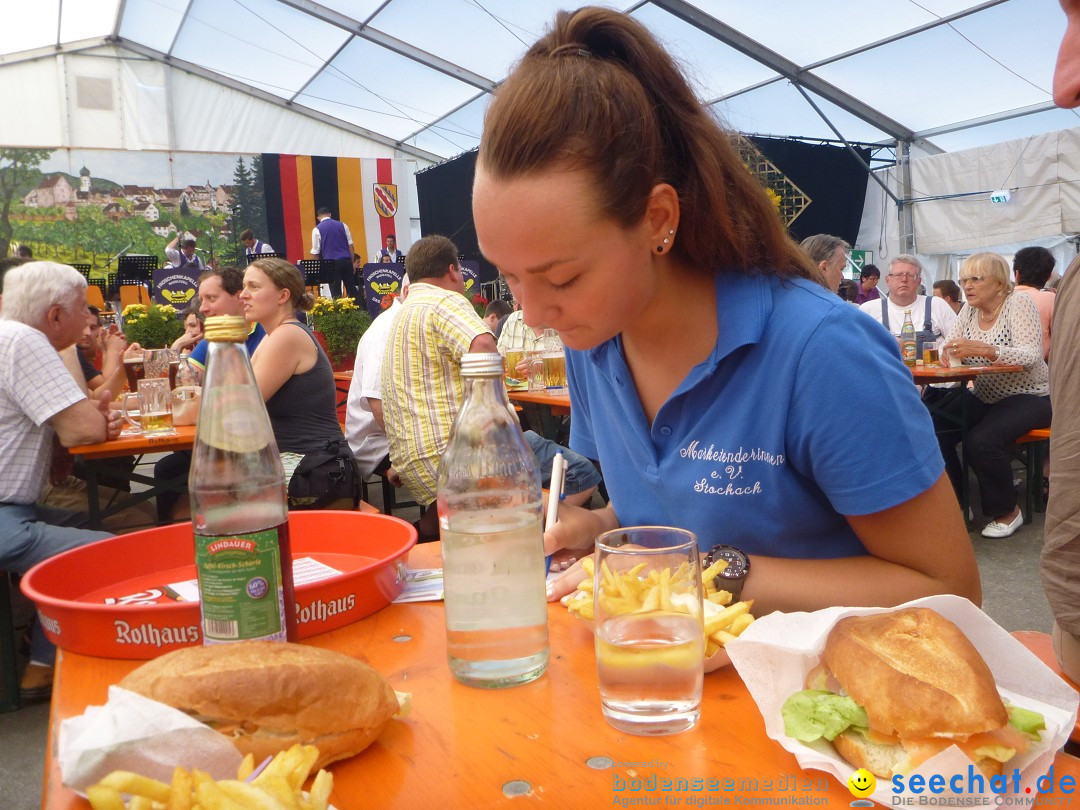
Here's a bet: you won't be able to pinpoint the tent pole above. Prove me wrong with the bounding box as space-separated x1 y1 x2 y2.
897 140 915 255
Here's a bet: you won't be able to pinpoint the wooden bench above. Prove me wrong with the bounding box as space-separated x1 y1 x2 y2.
1015 428 1051 523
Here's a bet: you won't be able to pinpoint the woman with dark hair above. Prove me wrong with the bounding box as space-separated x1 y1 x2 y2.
472 7 978 613
855 264 882 304
241 258 352 506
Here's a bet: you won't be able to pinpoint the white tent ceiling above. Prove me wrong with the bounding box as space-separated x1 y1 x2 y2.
1 0 1077 163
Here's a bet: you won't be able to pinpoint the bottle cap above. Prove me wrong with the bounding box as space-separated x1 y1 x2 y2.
461 352 503 377
204 315 248 343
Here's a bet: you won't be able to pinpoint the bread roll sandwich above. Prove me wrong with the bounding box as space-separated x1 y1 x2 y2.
782 608 1045 779
119 641 400 769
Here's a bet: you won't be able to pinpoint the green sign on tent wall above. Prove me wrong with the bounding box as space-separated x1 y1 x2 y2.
848 249 873 278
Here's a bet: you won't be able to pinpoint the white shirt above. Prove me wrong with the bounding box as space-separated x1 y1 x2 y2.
858 294 958 340
310 218 354 255
244 240 275 259
165 247 203 271
345 299 401 477
0 321 86 503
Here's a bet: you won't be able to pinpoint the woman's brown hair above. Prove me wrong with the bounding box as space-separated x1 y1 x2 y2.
478 7 818 282
248 257 316 312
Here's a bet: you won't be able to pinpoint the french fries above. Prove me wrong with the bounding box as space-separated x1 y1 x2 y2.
561 554 755 657
85 744 334 810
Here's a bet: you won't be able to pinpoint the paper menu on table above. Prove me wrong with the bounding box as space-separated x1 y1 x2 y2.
391 567 567 603
392 568 444 602
165 556 342 602
726 594 1079 806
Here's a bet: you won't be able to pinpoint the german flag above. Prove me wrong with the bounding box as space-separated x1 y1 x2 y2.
262 154 410 264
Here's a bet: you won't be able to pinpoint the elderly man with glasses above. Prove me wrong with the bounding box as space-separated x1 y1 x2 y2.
858 254 957 353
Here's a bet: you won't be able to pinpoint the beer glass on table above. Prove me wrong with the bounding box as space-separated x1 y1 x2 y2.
121 378 175 436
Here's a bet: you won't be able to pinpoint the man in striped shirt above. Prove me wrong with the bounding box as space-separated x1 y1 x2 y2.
380 236 497 540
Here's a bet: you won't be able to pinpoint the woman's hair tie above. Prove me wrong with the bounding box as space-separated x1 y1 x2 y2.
550 42 592 58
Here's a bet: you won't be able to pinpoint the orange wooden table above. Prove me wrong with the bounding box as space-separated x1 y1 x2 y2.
508 388 571 415
333 370 353 423
910 362 1024 383
41 541 1080 808
67 427 196 529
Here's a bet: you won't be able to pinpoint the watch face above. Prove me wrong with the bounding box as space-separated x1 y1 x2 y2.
709 546 749 579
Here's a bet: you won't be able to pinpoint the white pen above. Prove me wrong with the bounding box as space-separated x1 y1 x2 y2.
545 451 566 531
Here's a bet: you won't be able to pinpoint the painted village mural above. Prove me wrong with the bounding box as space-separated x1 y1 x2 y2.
0 147 265 275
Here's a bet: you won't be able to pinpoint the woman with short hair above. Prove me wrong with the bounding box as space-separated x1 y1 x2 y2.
939 252 1050 538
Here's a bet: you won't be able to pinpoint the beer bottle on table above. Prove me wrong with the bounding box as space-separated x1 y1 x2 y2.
190 315 297 644
437 352 549 688
901 309 917 367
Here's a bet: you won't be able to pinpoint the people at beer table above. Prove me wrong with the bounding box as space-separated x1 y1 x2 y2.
471 7 979 615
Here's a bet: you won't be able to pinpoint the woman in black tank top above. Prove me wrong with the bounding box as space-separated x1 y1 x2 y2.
240 258 344 456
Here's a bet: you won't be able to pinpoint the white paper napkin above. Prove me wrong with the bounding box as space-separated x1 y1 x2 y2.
726 594 1079 806
59 686 243 793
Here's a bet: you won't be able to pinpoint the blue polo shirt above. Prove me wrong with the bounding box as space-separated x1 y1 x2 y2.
186 322 266 371
566 271 943 558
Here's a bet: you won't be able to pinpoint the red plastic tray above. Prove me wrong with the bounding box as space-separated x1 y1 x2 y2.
21 511 416 659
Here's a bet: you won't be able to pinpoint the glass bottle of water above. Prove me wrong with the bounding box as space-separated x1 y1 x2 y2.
901 309 917 367
190 315 296 644
437 352 549 687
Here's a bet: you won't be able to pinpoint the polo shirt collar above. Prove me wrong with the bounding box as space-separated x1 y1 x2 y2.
586 270 773 373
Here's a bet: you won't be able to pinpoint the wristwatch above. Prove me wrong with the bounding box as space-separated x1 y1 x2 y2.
704 545 751 601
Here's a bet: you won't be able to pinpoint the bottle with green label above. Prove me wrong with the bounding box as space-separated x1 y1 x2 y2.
190 315 297 644
900 309 917 367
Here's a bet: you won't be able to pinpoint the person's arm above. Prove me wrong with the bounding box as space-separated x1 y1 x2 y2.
742 475 979 614
90 331 128 399
343 222 354 247
59 346 89 395
166 234 179 252
469 332 497 354
311 227 321 257
50 395 119 446
171 331 202 352
250 325 307 402
370 397 385 429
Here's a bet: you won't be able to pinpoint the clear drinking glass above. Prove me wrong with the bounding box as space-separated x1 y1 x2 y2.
593 526 704 735
144 348 171 380
526 350 545 391
121 378 175 436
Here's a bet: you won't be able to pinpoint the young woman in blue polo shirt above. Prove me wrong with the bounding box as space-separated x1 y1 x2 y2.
471 8 980 614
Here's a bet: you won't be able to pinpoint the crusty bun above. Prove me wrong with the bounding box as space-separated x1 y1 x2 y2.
831 729 1006 779
823 608 1007 740
815 608 1022 779
119 641 398 769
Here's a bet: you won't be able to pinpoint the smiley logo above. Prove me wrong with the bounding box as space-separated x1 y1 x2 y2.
847 768 876 798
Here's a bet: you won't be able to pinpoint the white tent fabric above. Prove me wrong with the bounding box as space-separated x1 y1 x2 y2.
3 0 1080 261
1 0 1076 161
856 127 1080 281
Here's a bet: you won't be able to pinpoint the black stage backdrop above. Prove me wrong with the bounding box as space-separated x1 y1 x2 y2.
415 150 500 284
749 136 869 245
416 139 869 281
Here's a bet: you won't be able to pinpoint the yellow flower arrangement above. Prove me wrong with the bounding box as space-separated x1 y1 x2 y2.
309 296 371 366
121 303 184 348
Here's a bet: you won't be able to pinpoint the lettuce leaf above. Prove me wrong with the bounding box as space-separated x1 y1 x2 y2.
782 689 869 742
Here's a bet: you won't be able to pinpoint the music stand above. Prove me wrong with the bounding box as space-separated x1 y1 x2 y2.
117 255 158 304
245 251 285 266
70 263 91 280
117 254 157 285
298 259 331 288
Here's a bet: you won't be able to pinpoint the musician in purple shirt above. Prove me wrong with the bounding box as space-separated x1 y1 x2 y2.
311 207 357 300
